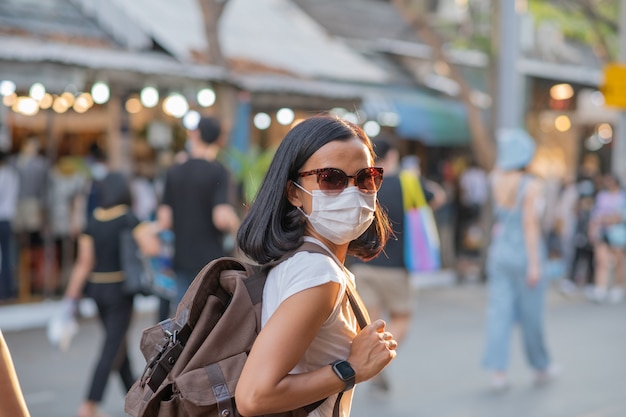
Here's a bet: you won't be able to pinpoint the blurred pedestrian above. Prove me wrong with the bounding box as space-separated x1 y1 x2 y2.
157 116 240 319
482 129 557 391
12 137 49 295
586 173 626 303
130 162 158 223
64 172 138 417
235 115 396 417
0 150 19 301
349 136 411 395
568 175 597 289
82 144 109 220
48 157 86 292
456 158 488 256
0 329 30 417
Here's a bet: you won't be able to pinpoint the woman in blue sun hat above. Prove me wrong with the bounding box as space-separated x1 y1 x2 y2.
482 128 558 391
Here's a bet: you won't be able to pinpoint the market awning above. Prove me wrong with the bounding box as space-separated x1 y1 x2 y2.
362 91 470 146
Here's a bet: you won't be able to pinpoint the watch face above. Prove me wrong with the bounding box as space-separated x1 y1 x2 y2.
334 360 356 380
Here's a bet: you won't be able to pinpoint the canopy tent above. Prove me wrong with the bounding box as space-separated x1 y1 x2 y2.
362 91 470 146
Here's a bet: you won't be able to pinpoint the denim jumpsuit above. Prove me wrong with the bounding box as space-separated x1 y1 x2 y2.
482 176 550 371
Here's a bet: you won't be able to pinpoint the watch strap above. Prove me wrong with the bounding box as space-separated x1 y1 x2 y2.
331 360 356 392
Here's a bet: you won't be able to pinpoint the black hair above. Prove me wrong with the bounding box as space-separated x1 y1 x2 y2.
98 172 132 209
89 143 107 162
0 150 8 164
237 115 391 264
197 116 221 144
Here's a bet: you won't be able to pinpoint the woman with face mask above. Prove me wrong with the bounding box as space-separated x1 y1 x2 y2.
235 115 397 417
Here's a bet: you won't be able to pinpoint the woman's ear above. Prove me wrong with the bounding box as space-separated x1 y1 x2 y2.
286 181 302 208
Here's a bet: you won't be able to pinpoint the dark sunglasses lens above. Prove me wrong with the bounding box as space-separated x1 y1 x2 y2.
356 168 383 192
318 169 347 191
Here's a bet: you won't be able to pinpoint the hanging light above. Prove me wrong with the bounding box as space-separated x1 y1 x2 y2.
3 93 17 107
125 97 143 114
253 112 271 130
0 80 16 97
15 97 39 116
73 95 91 113
550 84 574 101
52 96 70 114
61 91 75 107
363 120 381 137
29 83 46 101
276 108 294 126
183 110 201 130
330 107 347 117
342 112 358 124
91 81 110 104
197 88 216 107
163 93 189 118
554 115 571 132
140 86 159 108
377 111 400 127
76 92 94 109
39 93 53 110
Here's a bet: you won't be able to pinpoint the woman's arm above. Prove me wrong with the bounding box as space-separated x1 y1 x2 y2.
235 282 396 416
0 330 31 417
64 235 95 300
523 178 544 287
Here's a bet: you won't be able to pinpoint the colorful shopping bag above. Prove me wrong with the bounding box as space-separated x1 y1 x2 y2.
400 171 441 272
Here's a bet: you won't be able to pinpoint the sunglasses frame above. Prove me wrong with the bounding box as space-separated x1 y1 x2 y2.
297 166 383 194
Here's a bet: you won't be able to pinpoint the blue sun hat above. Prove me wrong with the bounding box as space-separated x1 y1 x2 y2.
496 128 536 171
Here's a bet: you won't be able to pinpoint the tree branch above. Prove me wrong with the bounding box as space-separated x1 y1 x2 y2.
391 0 495 170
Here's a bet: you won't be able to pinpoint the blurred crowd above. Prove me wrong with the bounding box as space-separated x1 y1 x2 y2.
0 138 168 303
432 150 625 305
1 132 625 307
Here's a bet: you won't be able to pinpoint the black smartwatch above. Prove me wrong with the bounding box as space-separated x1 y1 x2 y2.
331 360 356 392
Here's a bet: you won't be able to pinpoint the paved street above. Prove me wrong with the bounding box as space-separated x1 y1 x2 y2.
4 283 626 417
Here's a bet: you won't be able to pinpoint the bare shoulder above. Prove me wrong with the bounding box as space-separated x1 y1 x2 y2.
525 175 545 195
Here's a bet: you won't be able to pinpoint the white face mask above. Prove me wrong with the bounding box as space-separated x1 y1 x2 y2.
294 182 377 245
91 163 108 181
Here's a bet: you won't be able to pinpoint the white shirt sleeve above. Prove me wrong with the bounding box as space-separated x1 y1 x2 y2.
262 251 345 327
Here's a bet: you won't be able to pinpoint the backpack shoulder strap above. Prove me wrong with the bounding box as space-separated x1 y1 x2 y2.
178 258 255 329
291 242 370 330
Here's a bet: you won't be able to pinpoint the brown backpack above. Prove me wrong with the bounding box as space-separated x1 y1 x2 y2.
124 242 368 417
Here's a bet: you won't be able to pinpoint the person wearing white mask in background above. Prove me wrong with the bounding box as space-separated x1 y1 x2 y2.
235 115 398 417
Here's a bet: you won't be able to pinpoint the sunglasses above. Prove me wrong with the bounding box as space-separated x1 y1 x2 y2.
297 167 383 194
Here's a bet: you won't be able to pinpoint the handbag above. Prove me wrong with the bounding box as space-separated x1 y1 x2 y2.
121 220 178 299
399 171 441 273
605 223 626 248
47 299 79 352
143 230 177 300
120 227 153 296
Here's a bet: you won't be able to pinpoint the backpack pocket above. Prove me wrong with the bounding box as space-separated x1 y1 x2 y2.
125 379 186 417
175 352 248 417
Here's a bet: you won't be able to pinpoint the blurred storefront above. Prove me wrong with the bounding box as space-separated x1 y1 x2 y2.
524 72 618 181
2 0 449 302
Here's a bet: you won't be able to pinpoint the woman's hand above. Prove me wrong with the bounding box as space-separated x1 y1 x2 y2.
347 319 397 383
527 263 541 288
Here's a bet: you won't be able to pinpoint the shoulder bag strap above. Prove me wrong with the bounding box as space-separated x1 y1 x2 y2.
497 174 529 229
399 170 427 210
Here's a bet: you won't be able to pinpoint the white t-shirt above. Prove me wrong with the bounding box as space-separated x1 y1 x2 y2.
262 238 358 417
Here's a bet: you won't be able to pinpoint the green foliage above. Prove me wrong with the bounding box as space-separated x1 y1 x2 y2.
225 146 275 205
529 0 619 60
